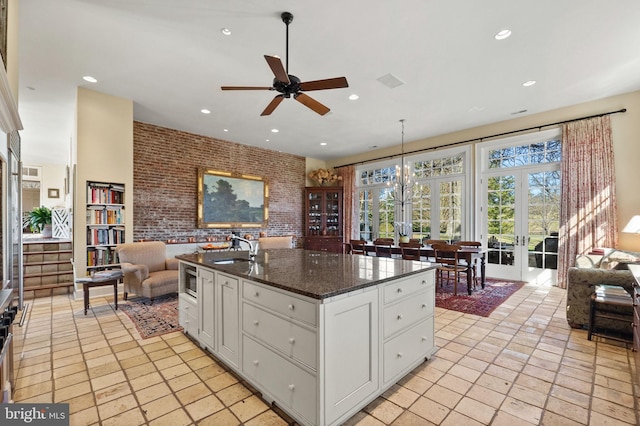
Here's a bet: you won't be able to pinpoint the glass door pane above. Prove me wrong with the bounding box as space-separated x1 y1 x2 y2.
411 184 431 240
486 174 519 280
378 187 395 239
439 180 462 242
307 191 322 236
523 169 560 283
358 190 373 241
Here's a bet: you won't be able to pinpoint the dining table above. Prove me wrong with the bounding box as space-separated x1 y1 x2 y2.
356 243 486 295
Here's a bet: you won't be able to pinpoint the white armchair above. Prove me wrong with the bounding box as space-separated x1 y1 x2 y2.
115 241 179 302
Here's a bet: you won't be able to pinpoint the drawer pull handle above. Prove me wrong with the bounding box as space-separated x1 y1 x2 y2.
288 337 295 344
422 280 426 285
421 336 427 341
253 320 259 326
397 288 403 293
397 352 403 358
254 291 260 297
288 384 295 391
422 304 427 308
397 314 403 320
288 304 295 311
253 360 259 366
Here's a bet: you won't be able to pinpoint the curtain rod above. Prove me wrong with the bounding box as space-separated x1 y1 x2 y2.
335 107 627 169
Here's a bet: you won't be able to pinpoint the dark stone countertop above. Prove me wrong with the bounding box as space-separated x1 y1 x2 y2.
176 249 437 300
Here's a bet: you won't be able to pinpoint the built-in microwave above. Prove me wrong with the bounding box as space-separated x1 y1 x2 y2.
184 266 197 297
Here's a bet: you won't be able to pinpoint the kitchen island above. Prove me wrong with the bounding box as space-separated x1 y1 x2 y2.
176 249 437 426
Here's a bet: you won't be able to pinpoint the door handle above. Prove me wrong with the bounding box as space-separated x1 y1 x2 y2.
515 236 519 246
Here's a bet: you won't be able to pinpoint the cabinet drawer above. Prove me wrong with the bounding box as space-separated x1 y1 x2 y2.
217 272 239 289
243 303 317 369
243 281 317 326
243 336 317 424
383 288 433 338
383 318 434 383
178 294 198 337
383 273 433 305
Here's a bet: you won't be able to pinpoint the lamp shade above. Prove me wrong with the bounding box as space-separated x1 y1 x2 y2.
622 215 640 233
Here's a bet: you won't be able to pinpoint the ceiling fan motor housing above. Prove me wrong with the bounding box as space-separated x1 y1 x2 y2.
273 75 301 97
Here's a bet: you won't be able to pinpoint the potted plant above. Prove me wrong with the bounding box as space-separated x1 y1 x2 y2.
395 222 411 244
28 206 52 238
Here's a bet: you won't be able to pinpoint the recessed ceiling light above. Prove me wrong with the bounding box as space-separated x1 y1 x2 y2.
349 94 359 100
221 28 231 36
494 29 512 40
522 80 536 87
223 129 229 132
83 76 98 83
266 139 270 142
201 109 211 114
271 129 279 133
320 142 327 146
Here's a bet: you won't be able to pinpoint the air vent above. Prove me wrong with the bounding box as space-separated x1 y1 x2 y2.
377 73 404 89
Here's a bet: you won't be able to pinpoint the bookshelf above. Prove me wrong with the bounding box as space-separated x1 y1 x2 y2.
86 181 125 270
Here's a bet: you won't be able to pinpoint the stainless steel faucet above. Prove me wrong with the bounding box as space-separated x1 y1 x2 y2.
231 235 259 261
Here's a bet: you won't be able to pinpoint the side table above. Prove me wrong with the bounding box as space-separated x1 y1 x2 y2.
588 284 633 344
77 271 123 315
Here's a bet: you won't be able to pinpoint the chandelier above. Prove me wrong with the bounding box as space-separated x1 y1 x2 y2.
388 119 417 237
389 119 416 211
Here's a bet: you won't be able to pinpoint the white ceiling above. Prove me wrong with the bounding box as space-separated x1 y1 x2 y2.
17 0 640 166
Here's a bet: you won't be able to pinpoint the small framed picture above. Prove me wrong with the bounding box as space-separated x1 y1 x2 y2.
48 188 60 198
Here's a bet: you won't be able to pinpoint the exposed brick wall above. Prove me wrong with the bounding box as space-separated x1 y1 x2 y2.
133 121 305 244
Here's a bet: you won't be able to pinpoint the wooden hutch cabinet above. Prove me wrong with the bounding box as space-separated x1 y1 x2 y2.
304 186 343 253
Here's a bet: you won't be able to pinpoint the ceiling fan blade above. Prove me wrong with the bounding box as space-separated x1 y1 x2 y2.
261 95 285 116
299 77 349 91
295 93 330 116
264 55 290 84
221 86 272 90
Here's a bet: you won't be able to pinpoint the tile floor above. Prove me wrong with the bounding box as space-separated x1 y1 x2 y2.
10 283 640 425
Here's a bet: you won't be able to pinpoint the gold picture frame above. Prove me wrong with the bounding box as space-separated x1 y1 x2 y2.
197 168 268 228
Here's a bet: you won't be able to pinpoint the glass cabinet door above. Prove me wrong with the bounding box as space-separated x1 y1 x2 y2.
324 190 341 235
307 191 322 235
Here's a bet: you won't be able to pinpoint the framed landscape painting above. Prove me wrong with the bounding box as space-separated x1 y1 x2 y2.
197 169 269 228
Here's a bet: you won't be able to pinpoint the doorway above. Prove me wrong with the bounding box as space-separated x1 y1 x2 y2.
478 130 561 285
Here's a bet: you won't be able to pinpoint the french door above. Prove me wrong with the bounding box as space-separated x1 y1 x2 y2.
481 165 560 284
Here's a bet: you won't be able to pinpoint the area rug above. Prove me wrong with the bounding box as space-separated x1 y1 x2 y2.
435 278 525 317
119 293 182 339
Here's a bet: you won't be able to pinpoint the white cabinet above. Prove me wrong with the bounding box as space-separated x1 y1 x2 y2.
178 293 198 338
215 272 239 367
382 274 435 385
322 287 379 425
198 268 215 350
178 259 435 426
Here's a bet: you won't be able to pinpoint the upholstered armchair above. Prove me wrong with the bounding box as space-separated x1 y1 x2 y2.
115 241 179 302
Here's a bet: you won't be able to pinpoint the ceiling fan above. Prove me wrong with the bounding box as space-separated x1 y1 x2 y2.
221 12 349 116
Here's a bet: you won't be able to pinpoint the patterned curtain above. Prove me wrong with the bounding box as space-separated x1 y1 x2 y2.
335 165 356 244
557 115 617 288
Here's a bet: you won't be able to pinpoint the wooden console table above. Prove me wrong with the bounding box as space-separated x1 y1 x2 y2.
77 271 123 315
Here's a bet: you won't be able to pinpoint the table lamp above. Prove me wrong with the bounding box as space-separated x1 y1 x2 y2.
622 215 640 233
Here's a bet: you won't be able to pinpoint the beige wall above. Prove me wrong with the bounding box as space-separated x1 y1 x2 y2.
329 90 640 251
73 87 133 277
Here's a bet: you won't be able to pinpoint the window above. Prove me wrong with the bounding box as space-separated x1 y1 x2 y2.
356 147 470 242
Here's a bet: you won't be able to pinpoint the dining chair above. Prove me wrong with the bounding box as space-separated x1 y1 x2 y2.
432 243 468 295
400 242 422 261
349 239 367 255
373 238 394 258
422 239 447 261
457 241 481 288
